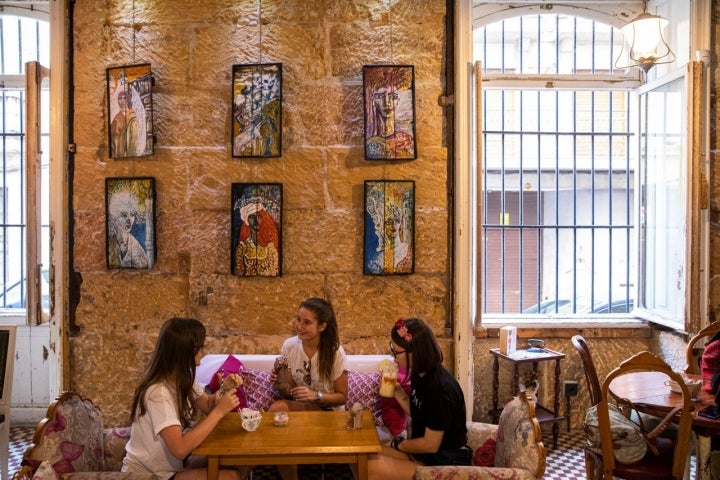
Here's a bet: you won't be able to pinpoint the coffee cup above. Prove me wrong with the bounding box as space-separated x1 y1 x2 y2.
242 416 261 432
664 378 702 397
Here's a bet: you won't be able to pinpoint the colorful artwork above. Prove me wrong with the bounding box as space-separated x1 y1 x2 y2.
105 177 156 269
231 63 282 158
231 183 282 276
363 65 417 160
106 63 154 158
364 180 415 275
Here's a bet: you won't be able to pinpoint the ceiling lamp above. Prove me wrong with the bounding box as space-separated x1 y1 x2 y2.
616 1 675 73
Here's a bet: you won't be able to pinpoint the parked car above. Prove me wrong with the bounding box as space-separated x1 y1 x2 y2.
522 297 633 314
522 299 574 314
586 299 635 314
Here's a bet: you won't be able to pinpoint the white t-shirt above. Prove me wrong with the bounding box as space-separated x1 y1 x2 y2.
280 336 348 409
122 382 204 480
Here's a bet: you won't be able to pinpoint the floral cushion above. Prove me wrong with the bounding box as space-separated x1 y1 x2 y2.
62 473 158 479
240 367 280 411
103 427 131 472
494 395 542 473
414 465 537 480
32 461 60 480
23 393 105 475
346 370 383 426
466 422 497 450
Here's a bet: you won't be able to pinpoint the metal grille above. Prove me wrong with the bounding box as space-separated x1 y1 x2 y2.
476 14 636 315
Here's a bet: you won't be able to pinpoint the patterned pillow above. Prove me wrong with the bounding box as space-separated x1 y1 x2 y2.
494 395 542 473
346 370 383 426
32 461 59 480
24 393 106 475
241 367 279 411
206 355 249 411
103 427 132 472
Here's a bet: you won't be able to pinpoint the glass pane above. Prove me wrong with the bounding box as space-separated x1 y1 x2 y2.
640 76 686 320
474 13 626 75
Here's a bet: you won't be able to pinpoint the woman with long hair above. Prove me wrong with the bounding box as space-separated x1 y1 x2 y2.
122 317 247 480
367 317 471 479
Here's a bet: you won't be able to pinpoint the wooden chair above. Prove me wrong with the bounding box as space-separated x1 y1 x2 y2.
685 320 720 374
586 351 694 480
0 325 16 480
571 335 602 406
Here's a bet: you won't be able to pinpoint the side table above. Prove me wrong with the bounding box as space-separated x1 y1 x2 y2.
489 347 565 449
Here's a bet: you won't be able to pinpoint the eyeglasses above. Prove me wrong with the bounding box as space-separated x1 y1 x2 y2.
390 342 406 358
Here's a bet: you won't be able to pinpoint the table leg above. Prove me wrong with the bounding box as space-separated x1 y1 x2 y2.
356 453 369 480
552 358 561 449
492 356 499 421
697 434 711 480
207 456 219 480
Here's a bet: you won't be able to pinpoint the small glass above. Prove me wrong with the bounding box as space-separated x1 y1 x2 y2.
273 411 289 427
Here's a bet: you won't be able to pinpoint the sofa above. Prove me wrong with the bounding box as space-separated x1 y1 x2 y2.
196 353 402 442
14 353 399 480
14 391 155 480
16 355 545 480
413 390 546 480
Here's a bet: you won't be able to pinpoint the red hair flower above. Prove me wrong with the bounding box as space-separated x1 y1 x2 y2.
395 318 412 342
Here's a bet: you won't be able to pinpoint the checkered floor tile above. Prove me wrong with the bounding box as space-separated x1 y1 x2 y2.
6 426 697 480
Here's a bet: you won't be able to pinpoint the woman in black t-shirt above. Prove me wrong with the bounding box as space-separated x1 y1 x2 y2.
366 317 471 479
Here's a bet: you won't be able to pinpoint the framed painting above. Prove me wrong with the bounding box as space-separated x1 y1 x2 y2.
106 63 154 158
363 180 415 275
231 63 282 158
105 177 156 269
363 65 417 160
231 183 283 276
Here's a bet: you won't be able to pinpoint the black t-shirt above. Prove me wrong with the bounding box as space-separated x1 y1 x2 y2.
409 364 468 451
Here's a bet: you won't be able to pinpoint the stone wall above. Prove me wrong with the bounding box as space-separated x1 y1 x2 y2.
67 0 719 431
70 0 450 426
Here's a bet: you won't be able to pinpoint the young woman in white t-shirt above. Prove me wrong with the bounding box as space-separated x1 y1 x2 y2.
269 297 349 412
122 317 248 480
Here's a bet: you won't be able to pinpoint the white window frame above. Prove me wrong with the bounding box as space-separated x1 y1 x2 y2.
453 0 711 410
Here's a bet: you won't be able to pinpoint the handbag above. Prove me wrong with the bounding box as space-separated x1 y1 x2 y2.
585 399 680 464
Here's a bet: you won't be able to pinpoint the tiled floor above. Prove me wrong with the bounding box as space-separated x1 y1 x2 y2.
9 425 593 480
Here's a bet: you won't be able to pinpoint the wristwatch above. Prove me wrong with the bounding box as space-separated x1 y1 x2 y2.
316 391 324 403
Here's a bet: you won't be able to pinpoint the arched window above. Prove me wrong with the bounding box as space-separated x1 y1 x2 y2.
476 12 637 316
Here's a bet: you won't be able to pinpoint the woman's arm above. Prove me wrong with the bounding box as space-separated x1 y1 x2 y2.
159 389 240 460
393 383 411 415
394 426 444 454
324 370 348 406
288 370 348 406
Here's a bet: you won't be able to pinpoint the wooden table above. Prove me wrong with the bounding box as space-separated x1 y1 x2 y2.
193 410 382 480
490 347 565 449
610 371 720 480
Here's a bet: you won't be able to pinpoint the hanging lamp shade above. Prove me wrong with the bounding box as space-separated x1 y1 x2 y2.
616 5 675 73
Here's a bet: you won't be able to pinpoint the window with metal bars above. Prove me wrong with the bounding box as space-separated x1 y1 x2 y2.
475 13 638 315
0 13 49 310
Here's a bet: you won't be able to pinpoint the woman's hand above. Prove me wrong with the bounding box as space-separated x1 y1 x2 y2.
290 386 317 402
214 389 240 415
219 372 242 392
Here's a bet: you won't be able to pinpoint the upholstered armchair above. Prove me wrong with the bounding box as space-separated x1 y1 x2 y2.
414 391 546 480
14 391 155 480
